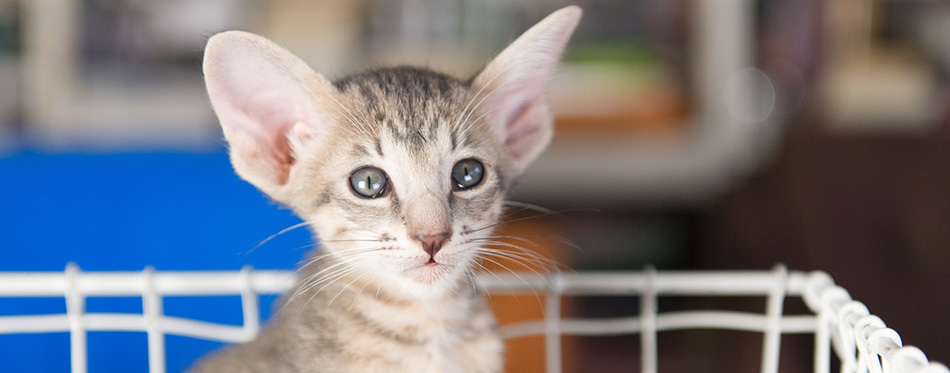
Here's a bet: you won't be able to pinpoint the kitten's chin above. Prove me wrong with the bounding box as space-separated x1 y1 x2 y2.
407 262 450 285
392 262 468 300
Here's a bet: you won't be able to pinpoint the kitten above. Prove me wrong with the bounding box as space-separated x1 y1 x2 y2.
193 6 581 373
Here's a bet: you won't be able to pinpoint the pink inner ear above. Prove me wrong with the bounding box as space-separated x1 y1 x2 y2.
270 132 294 185
503 101 546 159
226 115 294 185
228 85 313 185
205 31 332 189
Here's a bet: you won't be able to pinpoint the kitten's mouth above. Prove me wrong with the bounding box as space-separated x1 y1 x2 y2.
408 258 448 284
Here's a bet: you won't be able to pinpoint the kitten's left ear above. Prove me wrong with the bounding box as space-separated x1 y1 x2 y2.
471 6 581 177
203 31 334 197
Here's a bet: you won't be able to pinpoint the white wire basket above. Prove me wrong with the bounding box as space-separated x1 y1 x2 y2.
0 264 945 373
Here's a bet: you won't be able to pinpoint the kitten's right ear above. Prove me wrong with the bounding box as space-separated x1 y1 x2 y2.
471 6 581 178
203 31 333 194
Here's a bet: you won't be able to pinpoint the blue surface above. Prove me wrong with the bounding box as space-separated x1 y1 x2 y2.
0 149 312 372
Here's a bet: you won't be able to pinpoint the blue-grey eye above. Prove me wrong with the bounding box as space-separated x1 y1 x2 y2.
350 167 390 198
452 159 484 190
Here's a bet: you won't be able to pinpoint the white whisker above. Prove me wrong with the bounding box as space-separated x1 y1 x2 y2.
327 271 368 310
503 200 554 214
473 254 544 310
241 221 313 256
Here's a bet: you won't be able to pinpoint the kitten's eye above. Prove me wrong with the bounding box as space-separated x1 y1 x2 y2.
349 167 390 198
452 159 484 190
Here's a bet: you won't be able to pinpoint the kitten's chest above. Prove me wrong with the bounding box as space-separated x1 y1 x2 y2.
357 329 501 373
340 294 503 373
399 335 473 373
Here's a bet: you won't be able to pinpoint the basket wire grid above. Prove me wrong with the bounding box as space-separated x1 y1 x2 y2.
0 264 945 373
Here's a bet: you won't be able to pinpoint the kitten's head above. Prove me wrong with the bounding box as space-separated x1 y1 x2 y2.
203 6 581 299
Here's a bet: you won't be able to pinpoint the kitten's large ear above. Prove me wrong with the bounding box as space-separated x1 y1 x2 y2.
471 6 581 177
203 31 333 194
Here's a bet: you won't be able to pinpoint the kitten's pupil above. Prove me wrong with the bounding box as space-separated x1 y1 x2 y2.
452 159 484 190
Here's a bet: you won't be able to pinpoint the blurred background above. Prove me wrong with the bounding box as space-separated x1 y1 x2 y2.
1 0 948 372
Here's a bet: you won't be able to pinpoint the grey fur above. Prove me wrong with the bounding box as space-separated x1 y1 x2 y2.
195 64 507 373
335 67 473 153
195 6 581 373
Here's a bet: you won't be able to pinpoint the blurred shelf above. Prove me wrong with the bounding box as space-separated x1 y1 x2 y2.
24 67 217 149
550 64 689 134
9 0 767 206
514 124 743 207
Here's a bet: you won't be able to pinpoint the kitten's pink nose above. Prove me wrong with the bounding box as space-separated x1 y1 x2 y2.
415 231 451 258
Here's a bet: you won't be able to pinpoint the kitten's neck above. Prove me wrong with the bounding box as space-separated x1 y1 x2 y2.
285 254 487 344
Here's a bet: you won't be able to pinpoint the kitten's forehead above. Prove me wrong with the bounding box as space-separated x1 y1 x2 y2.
332 67 481 151
333 66 470 109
